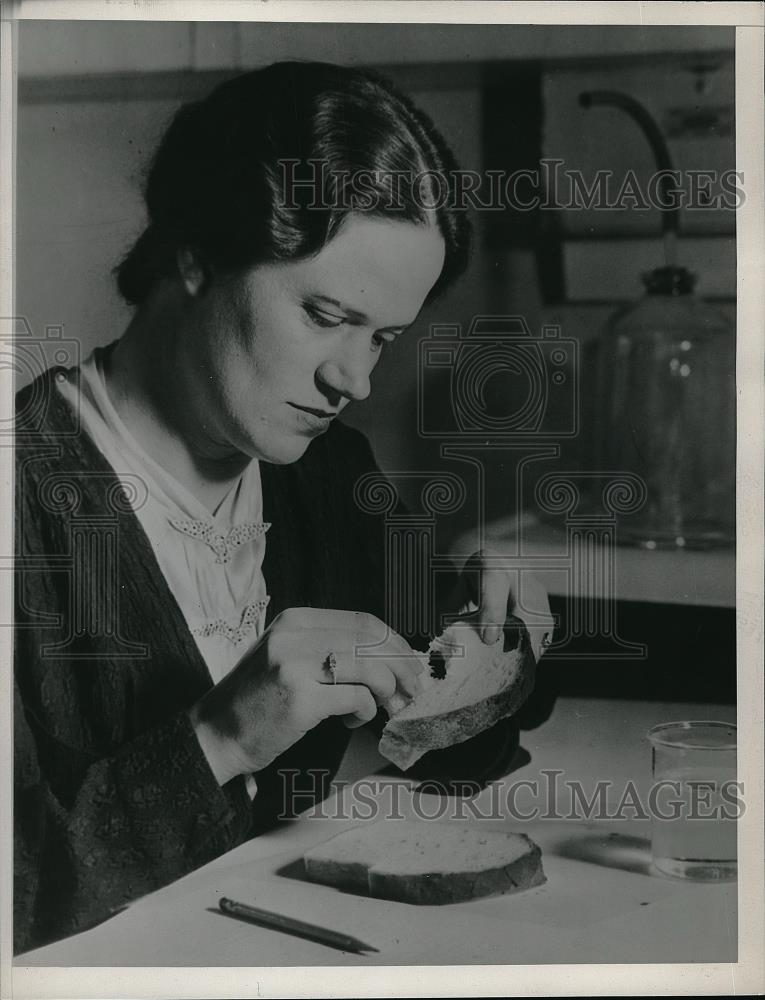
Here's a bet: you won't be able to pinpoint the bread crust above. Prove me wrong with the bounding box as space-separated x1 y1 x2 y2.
369 839 546 904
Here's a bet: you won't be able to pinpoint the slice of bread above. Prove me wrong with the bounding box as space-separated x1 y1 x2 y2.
303 820 545 904
378 618 536 770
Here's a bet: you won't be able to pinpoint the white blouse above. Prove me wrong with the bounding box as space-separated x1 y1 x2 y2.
57 345 270 796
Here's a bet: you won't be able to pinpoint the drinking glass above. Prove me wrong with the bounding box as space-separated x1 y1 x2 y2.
647 721 737 881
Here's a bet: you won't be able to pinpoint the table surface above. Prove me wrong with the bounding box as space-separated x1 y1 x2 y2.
18 697 738 967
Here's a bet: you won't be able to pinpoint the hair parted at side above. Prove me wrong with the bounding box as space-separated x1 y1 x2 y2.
114 60 472 306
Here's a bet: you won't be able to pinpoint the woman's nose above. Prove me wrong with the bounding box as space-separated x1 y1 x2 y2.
316 348 373 403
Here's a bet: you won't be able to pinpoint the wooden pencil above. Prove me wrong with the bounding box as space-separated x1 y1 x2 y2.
217 897 379 954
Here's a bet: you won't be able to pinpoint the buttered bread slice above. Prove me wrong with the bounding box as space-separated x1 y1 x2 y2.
303 819 545 904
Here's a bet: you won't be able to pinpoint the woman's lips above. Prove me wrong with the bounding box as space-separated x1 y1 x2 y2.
289 403 337 432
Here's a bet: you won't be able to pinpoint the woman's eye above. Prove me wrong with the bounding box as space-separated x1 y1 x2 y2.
304 304 344 329
371 332 397 353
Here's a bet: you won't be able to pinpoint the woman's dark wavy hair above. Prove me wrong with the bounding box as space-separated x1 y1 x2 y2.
115 61 471 306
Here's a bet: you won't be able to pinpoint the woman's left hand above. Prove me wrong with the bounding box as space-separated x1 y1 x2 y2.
446 547 554 661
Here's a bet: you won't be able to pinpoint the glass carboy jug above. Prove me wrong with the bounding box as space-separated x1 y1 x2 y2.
597 265 735 549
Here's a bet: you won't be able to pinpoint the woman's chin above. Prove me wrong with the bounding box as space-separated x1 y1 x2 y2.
250 434 314 466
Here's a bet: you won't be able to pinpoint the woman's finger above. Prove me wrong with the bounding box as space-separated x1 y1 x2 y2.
470 552 511 646
276 608 416 661
456 598 479 618
354 630 427 700
359 643 425 699
317 649 405 704
290 626 423 700
318 683 378 729
507 572 555 661
457 550 505 645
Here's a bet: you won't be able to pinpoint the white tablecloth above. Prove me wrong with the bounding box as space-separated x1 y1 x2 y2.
17 697 738 967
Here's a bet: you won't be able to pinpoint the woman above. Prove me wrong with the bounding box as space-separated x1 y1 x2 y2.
14 61 551 953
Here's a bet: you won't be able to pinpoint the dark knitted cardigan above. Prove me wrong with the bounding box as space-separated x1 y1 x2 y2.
14 368 522 954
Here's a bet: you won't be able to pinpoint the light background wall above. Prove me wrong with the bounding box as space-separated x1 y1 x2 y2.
15 21 735 537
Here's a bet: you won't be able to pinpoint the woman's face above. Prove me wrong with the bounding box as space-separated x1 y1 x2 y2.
179 215 446 465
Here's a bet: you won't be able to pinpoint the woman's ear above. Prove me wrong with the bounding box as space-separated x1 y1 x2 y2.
176 248 209 297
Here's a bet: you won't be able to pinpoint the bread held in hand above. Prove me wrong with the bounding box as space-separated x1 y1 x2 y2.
378 617 536 771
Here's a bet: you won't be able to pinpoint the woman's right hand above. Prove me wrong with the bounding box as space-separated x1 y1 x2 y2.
188 607 424 786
